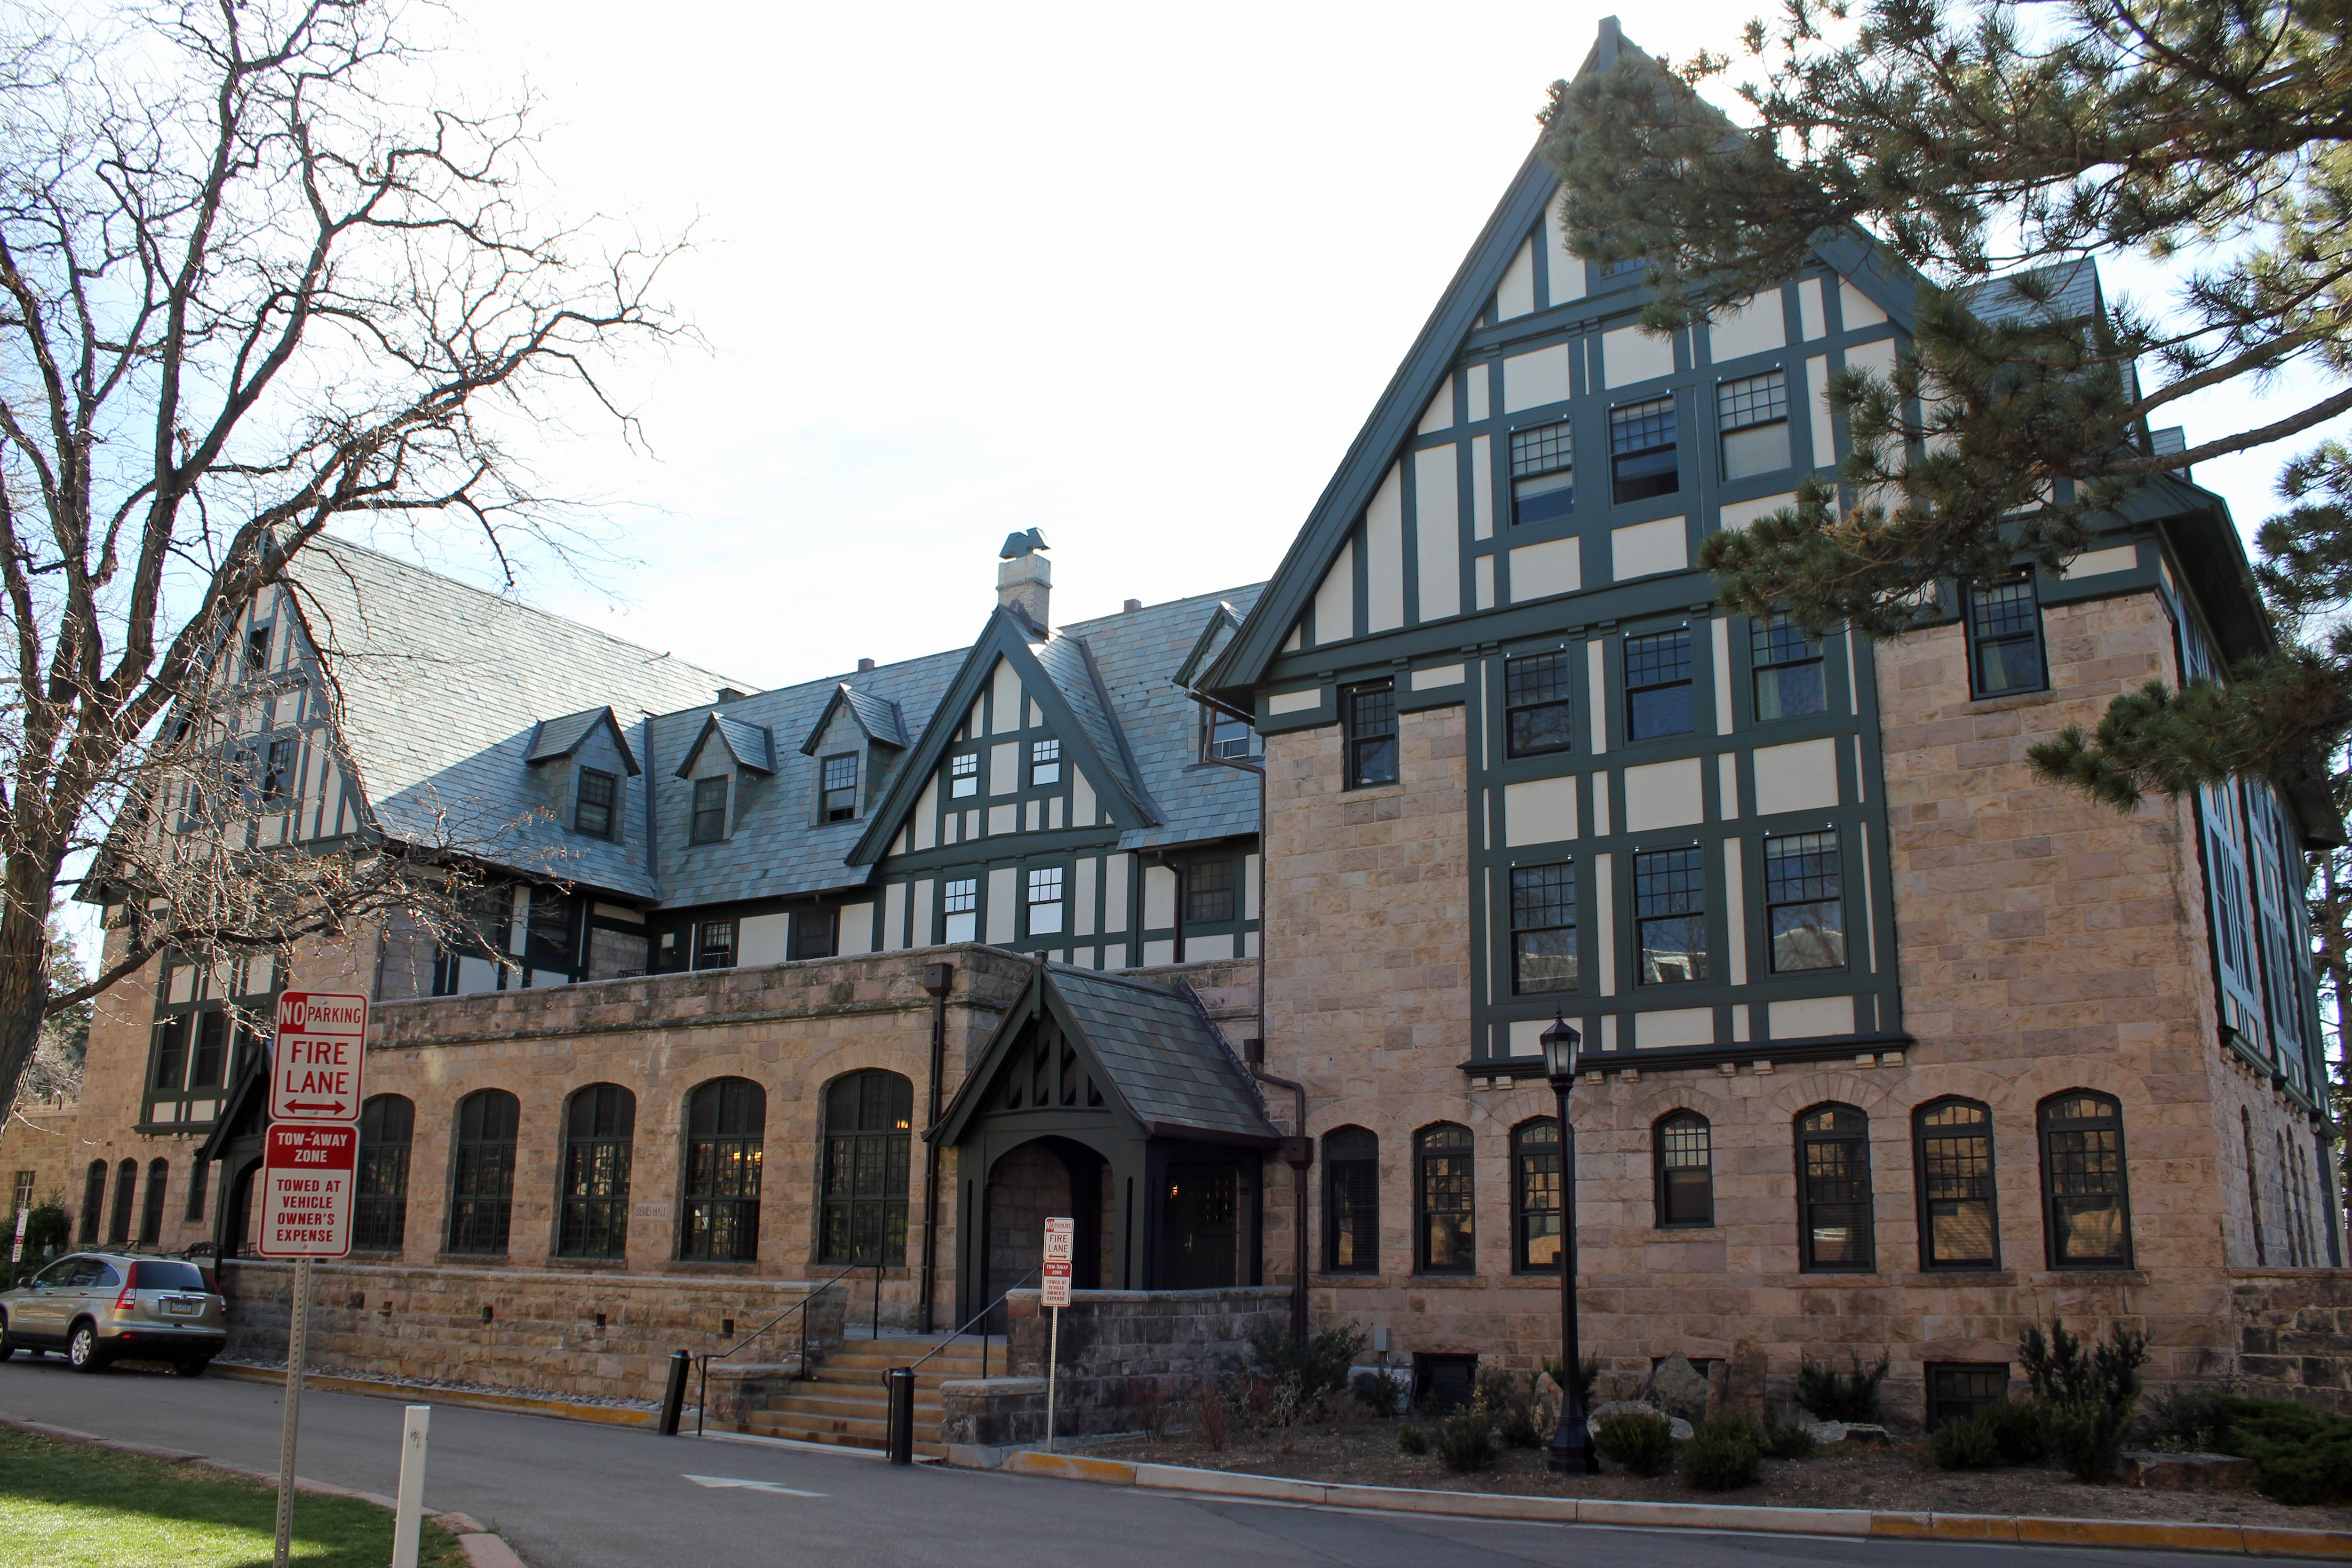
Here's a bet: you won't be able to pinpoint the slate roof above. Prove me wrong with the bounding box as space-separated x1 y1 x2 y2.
283 539 746 899
675 713 776 776
1086 589 1262 851
1959 260 2101 326
838 687 908 748
526 708 639 772
1047 964 1278 1143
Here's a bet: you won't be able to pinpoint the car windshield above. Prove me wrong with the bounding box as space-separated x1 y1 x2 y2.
129 1261 208 1291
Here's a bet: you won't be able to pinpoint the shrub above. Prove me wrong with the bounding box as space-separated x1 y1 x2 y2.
1682 1417 1764 1491
2047 1398 2136 1483
1195 1381 1230 1452
1435 1405 1498 1472
1397 1422 1430 1456
2020 1319 2150 1483
2139 1385 2235 1454
1931 1416 2002 1471
1249 1323 1369 1426
1541 1354 1603 1411
1796 1353 1890 1423
1594 1409 1677 1477
1762 1418 1817 1460
2212 1397 2352 1505
1480 1369 1547 1449
1351 1371 1402 1417
1979 1401 2049 1465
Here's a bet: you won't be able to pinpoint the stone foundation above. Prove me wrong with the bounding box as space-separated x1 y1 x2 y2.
221 1259 844 1403
2230 1269 2352 1415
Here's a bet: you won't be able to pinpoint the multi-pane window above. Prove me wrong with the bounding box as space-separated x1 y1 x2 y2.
1967 574 2047 696
1915 1099 1998 1269
818 1071 912 1266
683 1077 764 1261
1509 862 1578 993
1634 846 1708 984
10 1169 32 1217
1796 1104 1873 1271
942 878 979 943
79 1160 103 1243
1655 1111 1714 1226
153 1014 189 1090
1346 683 1398 788
1751 614 1827 720
1031 739 1062 786
1415 1123 1475 1274
557 1084 634 1259
190 1011 228 1087
792 907 838 961
691 776 729 844
1207 711 1255 760
1027 867 1065 936
446 1090 520 1257
1610 398 1679 503
1513 1119 1562 1273
1323 1126 1378 1274
261 737 297 808
1503 651 1574 757
138 1158 167 1245
354 1094 413 1251
1764 831 1846 972
1624 629 1695 740
1186 860 1235 924
2039 1091 2131 1267
183 1158 208 1223
1717 370 1791 479
244 623 272 676
820 754 858 822
1927 1365 2012 1431
692 919 736 971
1509 422 1575 528
948 751 979 798
575 767 617 838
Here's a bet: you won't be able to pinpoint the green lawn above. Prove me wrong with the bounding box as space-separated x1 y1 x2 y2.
0 1427 469 1568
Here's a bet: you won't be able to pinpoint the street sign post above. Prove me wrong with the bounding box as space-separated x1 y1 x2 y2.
10 1207 24 1263
263 990 366 1568
1042 1217 1073 1450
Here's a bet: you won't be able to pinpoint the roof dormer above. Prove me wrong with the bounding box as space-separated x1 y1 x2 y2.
525 707 642 775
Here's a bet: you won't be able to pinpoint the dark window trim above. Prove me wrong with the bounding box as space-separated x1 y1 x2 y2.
556 1083 635 1260
1914 1097 2001 1271
1925 1362 2013 1431
1508 860 1578 995
1964 573 2049 699
1511 1117 1561 1274
1653 1110 1715 1228
690 774 730 845
1622 627 1697 743
2038 1089 2135 1270
681 1076 765 1262
692 918 738 971
354 1093 414 1252
819 752 859 823
1344 682 1399 790
574 766 619 840
1762 829 1849 975
792 907 840 961
1413 1122 1475 1275
1322 1126 1378 1274
446 1089 520 1257
1795 1102 1875 1273
1502 649 1575 759
815 1070 913 1267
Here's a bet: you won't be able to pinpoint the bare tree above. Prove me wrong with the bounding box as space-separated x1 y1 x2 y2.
0 0 682 1110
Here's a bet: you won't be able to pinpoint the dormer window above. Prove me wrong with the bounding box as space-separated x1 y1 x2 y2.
949 752 979 799
820 754 858 822
1030 739 1061 787
243 624 272 677
575 768 618 839
691 777 729 844
1207 711 1255 761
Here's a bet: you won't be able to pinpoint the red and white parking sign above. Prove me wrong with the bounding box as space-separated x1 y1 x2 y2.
1041 1216 1074 1308
255 1124 357 1258
270 991 367 1122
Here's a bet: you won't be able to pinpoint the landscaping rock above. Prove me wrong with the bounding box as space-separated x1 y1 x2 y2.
1641 1353 1712 1423
2119 1451 2256 1492
1589 1400 1692 1440
1803 1420 1890 1445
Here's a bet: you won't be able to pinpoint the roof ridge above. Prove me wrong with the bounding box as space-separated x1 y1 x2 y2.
1057 582 1265 639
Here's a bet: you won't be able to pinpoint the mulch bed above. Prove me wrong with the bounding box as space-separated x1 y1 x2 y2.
1087 1417 2352 1531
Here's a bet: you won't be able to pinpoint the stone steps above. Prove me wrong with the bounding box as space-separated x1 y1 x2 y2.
731 1335 1001 1457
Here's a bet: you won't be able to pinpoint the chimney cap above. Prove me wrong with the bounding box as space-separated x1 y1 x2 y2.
999 528 1049 561
857 658 876 673
1123 598 1142 613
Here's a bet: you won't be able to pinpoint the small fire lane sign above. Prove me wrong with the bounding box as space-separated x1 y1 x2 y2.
270 990 367 1123
256 1124 356 1258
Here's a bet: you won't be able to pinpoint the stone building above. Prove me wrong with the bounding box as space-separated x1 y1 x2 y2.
4 16 2343 1435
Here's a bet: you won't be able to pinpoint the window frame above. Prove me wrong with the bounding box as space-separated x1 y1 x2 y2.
1508 420 1576 529
819 752 859 823
1795 1102 1875 1273
1914 1098 2001 1271
947 751 980 799
1925 1363 2013 1431
1502 650 1575 758
681 1077 765 1262
1633 844 1710 986
1653 1110 1715 1228
79 1160 104 1243
260 735 297 809
574 766 619 840
1716 368 1792 480
1030 738 1062 787
1413 1122 1475 1275
791 907 839 961
1508 860 1578 995
1609 396 1681 504
107 1159 135 1245
1965 573 2049 699
1344 682 1399 789
354 1094 414 1253
816 1071 913 1267
690 774 730 844
1026 866 1066 937
1622 628 1696 742
941 878 979 943
446 1089 520 1257
691 918 737 971
1749 613 1828 723
1321 1126 1378 1274
137 1157 168 1246
1206 709 1255 761
556 1083 635 1261
2038 1090 2134 1269
1762 830 1848 974
1511 1117 1562 1274
1184 858 1236 925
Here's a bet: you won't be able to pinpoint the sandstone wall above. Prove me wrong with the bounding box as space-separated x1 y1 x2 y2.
2232 1269 2352 1415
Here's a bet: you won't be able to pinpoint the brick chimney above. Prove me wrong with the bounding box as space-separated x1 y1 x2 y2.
997 529 1050 634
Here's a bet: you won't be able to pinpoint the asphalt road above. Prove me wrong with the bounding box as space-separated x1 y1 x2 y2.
0 1356 2271 1568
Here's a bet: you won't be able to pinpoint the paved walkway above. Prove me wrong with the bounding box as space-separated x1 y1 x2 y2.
0 1356 2280 1567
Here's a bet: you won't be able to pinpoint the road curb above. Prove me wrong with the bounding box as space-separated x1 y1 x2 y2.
211 1361 658 1428
991 1449 2352 1557
0 1412 530 1562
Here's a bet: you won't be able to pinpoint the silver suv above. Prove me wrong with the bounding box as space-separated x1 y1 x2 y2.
0 1252 227 1374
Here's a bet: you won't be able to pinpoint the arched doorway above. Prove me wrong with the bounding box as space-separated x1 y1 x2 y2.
982 1136 1109 1330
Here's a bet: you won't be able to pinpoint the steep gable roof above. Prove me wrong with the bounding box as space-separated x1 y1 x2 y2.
799 684 909 755
526 707 641 774
675 712 777 777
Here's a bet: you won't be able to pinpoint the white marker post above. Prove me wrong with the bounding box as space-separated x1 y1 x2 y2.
1041 1216 1074 1453
392 1405 430 1568
259 990 368 1568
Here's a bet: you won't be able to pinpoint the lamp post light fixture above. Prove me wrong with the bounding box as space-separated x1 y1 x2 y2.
1541 1012 1599 1476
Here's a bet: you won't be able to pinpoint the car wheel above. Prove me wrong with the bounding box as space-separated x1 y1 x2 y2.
175 1357 210 1378
66 1322 105 1373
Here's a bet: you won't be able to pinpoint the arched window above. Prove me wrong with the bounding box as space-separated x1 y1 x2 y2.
355 1095 415 1251
447 1090 520 1256
1414 1123 1474 1274
2039 1090 2131 1268
1915 1099 1997 1269
184 1157 211 1224
108 1159 137 1245
138 1159 169 1246
1796 1104 1872 1271
559 1085 636 1259
682 1077 764 1261
79 1160 105 1243
1513 1119 1562 1273
817 1072 909 1266
2242 1107 2267 1266
1654 1111 1714 1227
1322 1127 1379 1274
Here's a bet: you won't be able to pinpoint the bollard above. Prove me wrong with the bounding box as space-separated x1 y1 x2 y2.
391 1406 429 1568
885 1368 915 1465
659 1350 692 1436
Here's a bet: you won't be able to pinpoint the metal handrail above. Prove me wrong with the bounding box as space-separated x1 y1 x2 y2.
694 1258 876 1436
903 1267 1039 1381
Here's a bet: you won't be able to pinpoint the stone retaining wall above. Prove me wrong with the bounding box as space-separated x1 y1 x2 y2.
222 1259 844 1403
2230 1269 2352 1415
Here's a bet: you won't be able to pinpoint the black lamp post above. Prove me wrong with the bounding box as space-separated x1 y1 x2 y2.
1542 1012 1599 1476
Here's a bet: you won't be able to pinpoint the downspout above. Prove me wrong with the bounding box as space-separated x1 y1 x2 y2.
919 961 954 1334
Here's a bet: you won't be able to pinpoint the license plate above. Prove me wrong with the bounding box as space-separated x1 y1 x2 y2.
163 1299 199 1316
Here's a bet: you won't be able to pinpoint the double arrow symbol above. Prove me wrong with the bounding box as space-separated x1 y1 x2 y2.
282 1100 350 1114
683 1475 827 1497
